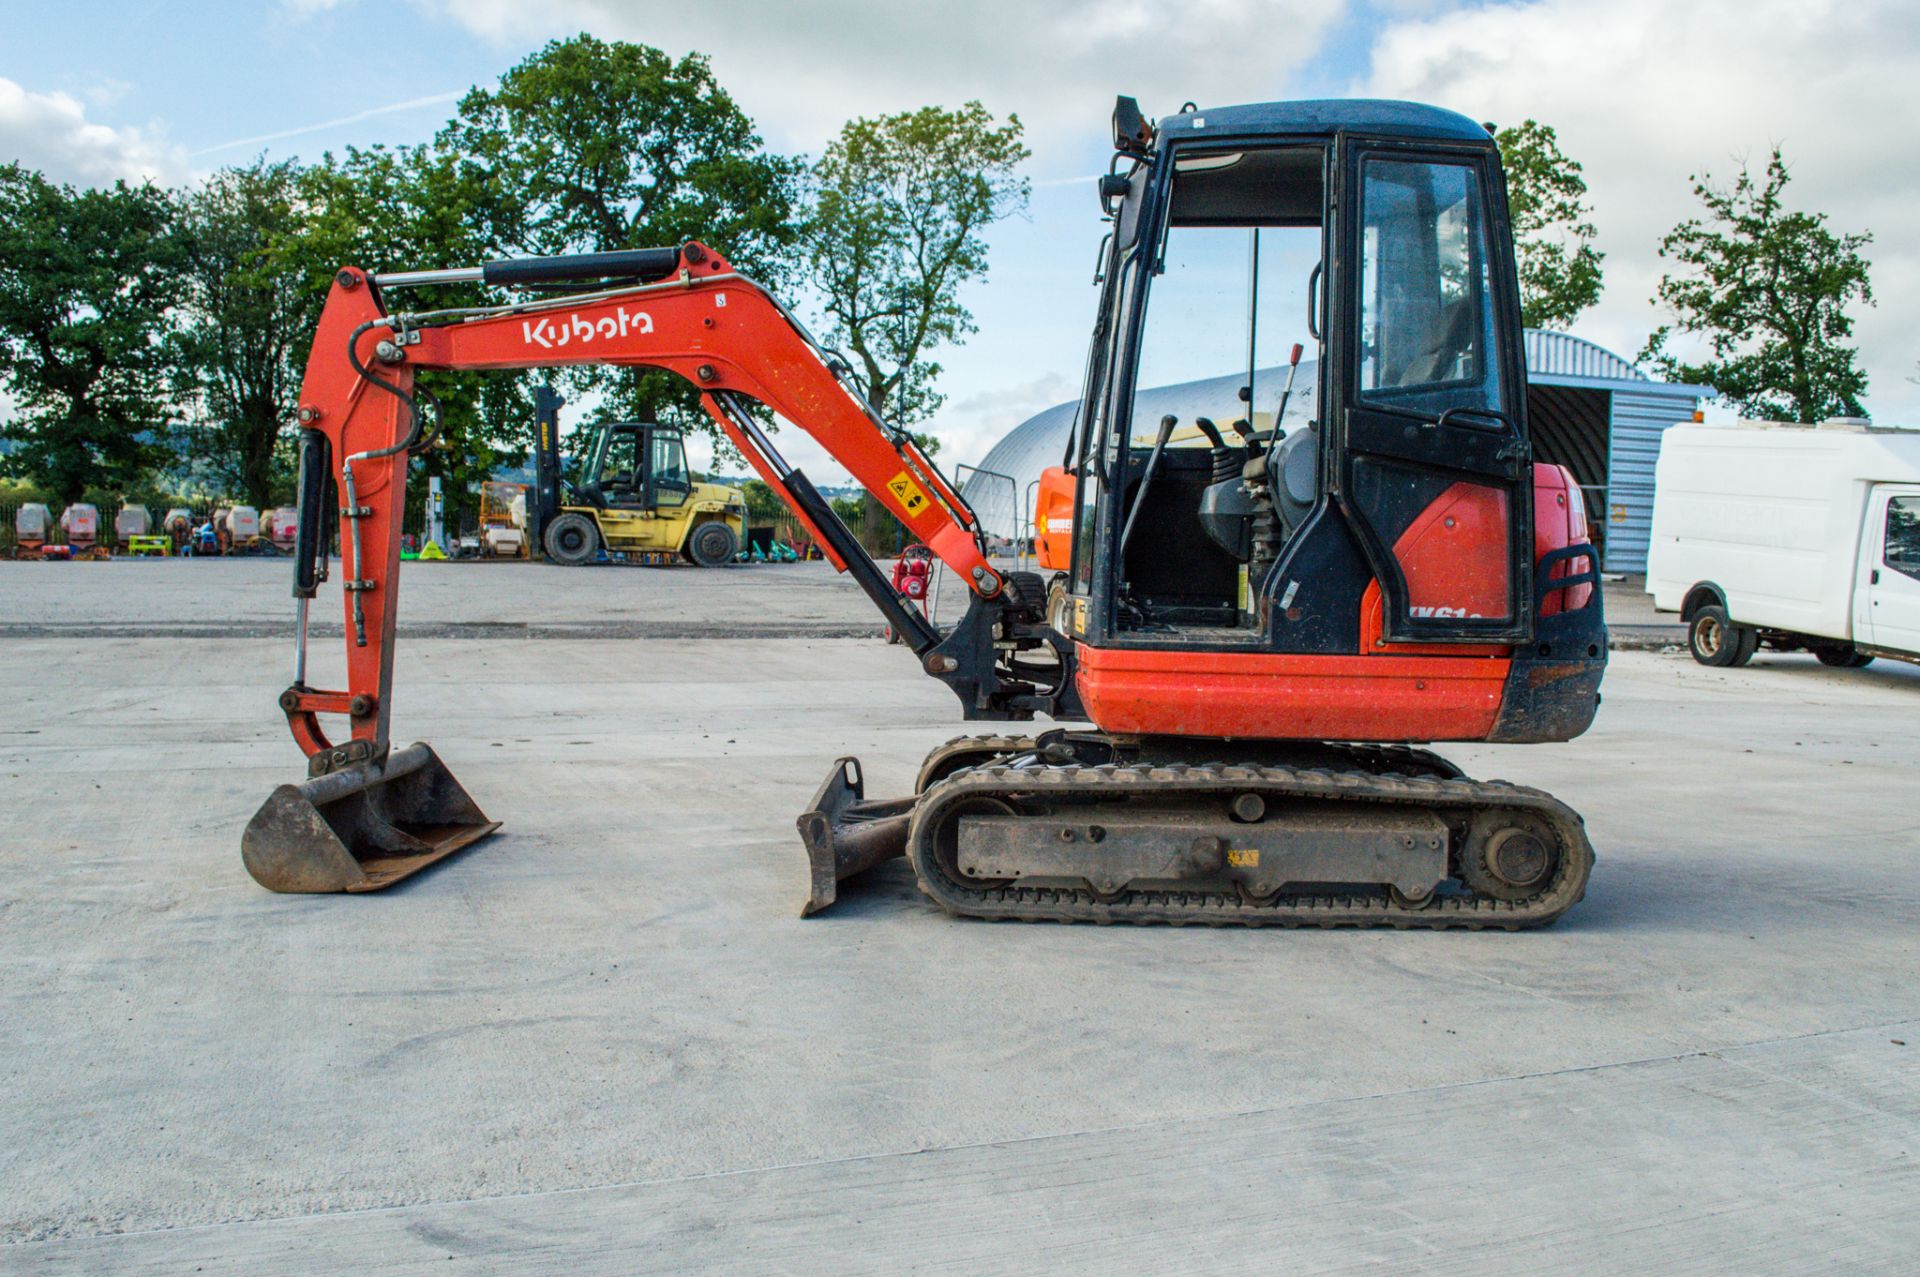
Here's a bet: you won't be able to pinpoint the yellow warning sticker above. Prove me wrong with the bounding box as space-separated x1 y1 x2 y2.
886 470 931 517
1227 849 1260 868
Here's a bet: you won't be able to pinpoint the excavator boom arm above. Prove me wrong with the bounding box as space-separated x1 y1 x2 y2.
281 243 1053 768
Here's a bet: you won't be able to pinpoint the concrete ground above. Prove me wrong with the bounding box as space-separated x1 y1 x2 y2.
0 559 1914 1274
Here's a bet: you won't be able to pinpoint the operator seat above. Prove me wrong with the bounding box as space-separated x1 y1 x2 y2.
602 471 644 508
1273 424 1319 538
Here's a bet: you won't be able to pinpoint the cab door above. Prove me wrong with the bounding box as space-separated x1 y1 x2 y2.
644 428 692 511
1864 488 1920 654
1333 142 1532 643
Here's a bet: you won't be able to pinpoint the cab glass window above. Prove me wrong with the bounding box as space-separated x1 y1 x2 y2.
1357 159 1503 414
650 431 690 496
1128 147 1325 453
1887 496 1920 581
603 431 640 490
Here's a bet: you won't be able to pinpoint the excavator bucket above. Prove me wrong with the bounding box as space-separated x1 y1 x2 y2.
796 758 914 916
242 743 499 893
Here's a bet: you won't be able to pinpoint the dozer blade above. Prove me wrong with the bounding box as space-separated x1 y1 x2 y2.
795 757 914 917
242 743 499 893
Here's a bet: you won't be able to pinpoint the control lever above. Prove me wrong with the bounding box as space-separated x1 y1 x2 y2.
1267 343 1305 463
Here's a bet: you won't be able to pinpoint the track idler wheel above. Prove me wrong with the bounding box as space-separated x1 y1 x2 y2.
1457 810 1561 902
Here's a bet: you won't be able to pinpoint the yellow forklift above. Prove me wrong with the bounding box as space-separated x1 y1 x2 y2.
529 386 747 566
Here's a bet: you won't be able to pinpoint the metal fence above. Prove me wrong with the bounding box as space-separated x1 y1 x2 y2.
0 494 506 557
955 463 1028 572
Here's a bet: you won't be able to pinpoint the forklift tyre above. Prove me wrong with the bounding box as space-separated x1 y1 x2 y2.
687 521 738 568
542 512 599 566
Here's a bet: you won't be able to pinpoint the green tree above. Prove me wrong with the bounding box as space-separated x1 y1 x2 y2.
437 35 802 431
172 158 317 509
1643 147 1873 422
739 477 787 520
0 165 183 502
1493 120 1604 330
805 102 1029 427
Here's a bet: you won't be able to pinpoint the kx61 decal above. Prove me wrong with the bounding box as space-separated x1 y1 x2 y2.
522 305 655 350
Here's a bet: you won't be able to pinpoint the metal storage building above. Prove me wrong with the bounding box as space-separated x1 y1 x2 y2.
1521 330 1711 573
958 330 1707 574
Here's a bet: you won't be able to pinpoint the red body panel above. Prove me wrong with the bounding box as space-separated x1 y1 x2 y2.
1357 586 1507 656
1074 644 1507 741
1532 463 1593 616
1397 482 1508 621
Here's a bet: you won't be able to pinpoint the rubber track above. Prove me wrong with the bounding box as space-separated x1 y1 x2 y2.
905 760 1593 929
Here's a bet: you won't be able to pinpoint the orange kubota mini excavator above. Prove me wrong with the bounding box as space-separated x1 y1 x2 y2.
243 96 1606 928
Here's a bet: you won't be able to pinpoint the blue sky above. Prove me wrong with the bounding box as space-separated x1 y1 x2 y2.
5 0 1917 480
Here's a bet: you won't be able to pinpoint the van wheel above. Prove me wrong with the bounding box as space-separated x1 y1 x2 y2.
687 521 738 568
1688 605 1753 667
542 513 599 566
1814 645 1875 668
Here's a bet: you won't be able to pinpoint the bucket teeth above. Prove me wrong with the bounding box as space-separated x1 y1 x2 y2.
242 743 499 893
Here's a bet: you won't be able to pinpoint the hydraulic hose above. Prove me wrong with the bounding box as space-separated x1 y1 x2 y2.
338 320 444 646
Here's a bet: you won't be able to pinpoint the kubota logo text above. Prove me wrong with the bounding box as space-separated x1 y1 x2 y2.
522 306 654 350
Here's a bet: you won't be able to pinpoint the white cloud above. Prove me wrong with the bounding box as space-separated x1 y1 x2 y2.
1359 0 1920 420
935 371 1080 467
0 77 186 185
82 79 133 110
423 0 1352 160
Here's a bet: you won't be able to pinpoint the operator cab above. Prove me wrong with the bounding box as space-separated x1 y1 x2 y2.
1065 98 1531 654
580 422 693 511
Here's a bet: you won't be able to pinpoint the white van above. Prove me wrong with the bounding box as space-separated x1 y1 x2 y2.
1646 419 1920 668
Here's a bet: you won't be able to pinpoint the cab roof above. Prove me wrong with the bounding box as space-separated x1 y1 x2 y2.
1158 99 1491 144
